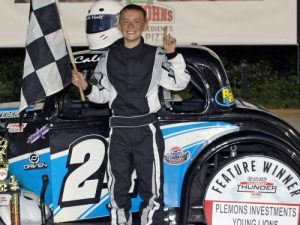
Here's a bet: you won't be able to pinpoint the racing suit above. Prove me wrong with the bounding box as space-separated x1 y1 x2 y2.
85 38 190 225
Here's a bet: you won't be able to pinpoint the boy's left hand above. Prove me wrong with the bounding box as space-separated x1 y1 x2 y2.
163 26 176 54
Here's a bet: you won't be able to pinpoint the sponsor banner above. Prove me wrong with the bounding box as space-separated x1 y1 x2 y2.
0 0 297 47
204 155 300 225
206 201 299 225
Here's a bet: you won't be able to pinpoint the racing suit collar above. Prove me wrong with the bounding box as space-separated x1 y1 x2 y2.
119 37 144 59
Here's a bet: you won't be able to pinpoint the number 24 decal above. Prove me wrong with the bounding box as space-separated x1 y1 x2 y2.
59 135 108 207
59 135 138 207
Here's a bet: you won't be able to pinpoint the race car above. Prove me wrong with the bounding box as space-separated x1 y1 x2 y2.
0 45 300 225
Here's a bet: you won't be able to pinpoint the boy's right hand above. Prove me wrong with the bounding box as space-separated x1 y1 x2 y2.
72 70 88 90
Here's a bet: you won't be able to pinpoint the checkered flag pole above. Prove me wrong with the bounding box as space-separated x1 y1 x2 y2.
54 0 85 100
20 0 84 112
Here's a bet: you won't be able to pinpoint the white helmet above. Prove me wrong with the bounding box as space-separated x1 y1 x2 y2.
86 0 124 50
0 190 50 225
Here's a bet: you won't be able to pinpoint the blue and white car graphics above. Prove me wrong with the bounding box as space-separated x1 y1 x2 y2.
8 121 239 223
162 122 239 207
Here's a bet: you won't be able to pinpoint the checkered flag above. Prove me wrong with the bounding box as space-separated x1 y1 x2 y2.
20 0 72 112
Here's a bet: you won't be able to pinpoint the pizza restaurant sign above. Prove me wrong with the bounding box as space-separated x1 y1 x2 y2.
204 155 300 225
125 0 175 44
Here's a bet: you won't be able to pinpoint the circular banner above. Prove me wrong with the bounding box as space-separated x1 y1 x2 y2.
204 155 300 225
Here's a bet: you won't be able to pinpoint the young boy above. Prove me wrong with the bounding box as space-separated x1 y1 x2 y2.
72 4 190 225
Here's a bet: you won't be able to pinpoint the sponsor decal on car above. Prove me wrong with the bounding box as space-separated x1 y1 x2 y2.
0 110 19 119
24 152 48 170
237 176 277 194
204 155 300 225
27 125 49 144
0 106 36 118
164 146 190 165
7 123 27 133
215 86 235 107
74 54 100 64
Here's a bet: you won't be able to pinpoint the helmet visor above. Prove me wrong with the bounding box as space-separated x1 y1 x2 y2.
86 14 119 34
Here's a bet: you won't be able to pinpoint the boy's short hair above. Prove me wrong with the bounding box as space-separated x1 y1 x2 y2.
119 4 147 20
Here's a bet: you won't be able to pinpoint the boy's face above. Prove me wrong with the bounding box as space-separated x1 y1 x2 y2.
118 9 148 47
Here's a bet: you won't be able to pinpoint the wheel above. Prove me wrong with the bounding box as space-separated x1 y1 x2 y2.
181 136 300 225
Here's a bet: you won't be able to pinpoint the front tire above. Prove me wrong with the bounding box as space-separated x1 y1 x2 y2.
180 132 300 225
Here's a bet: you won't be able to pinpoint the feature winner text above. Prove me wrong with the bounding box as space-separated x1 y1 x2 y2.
210 159 300 197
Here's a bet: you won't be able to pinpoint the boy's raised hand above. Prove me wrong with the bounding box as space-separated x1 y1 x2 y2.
163 26 176 54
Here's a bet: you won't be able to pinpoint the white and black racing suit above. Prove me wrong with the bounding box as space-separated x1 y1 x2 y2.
84 38 190 225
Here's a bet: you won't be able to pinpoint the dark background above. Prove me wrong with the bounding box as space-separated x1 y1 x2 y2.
0 45 299 109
